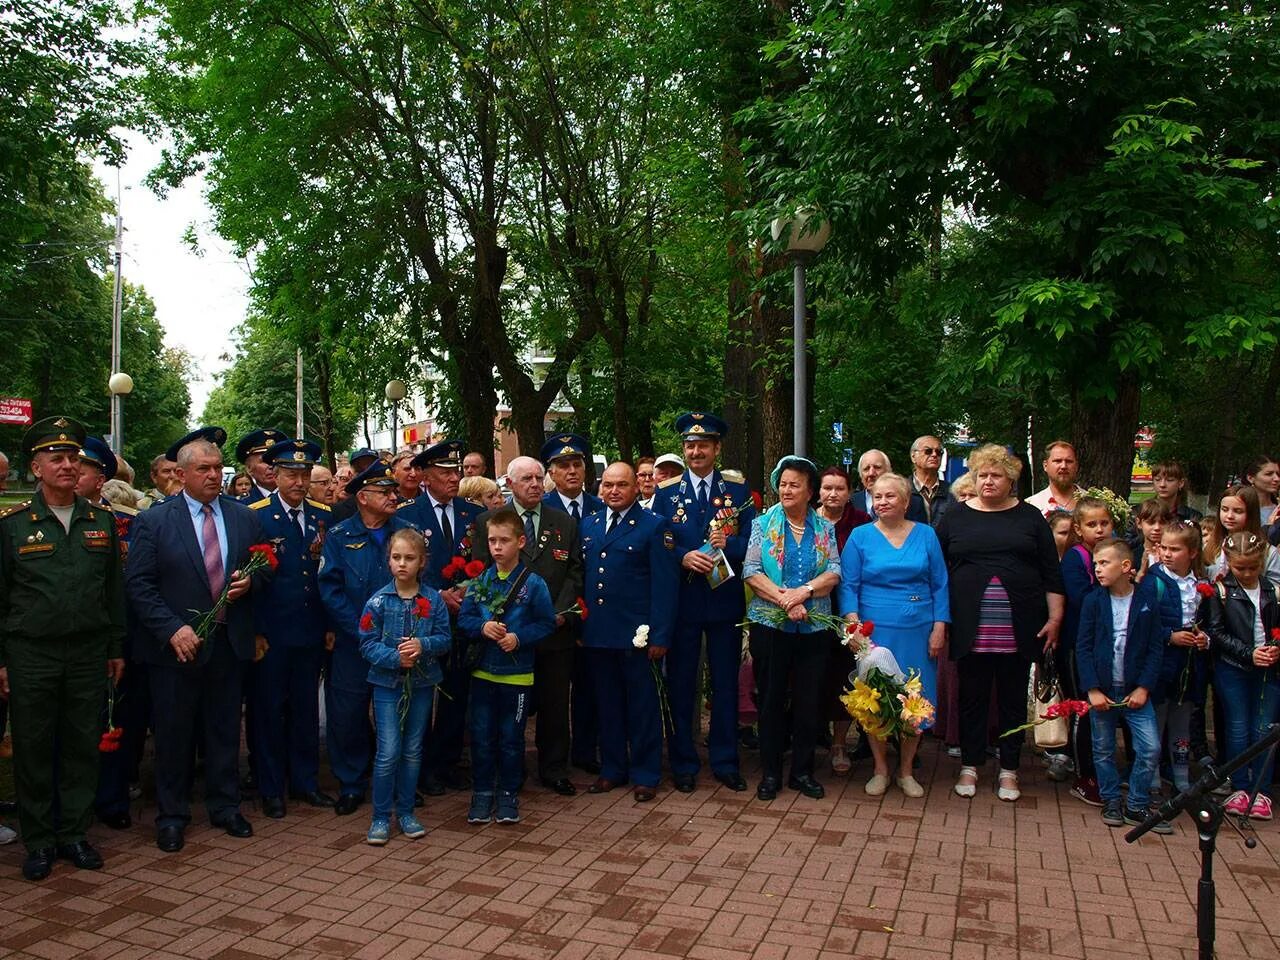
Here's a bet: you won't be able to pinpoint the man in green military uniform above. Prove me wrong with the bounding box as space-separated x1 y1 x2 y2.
0 417 126 881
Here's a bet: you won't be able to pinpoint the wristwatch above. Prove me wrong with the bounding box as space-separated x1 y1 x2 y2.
804 583 814 597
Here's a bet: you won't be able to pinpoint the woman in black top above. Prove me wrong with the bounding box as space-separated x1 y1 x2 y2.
935 444 1065 802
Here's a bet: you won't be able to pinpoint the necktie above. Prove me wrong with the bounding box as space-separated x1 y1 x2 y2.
698 480 710 514
608 511 620 534
524 509 536 543
201 503 225 606
289 508 303 538
570 500 580 522
437 502 453 546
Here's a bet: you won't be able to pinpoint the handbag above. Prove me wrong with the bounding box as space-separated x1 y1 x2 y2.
1028 655 1068 749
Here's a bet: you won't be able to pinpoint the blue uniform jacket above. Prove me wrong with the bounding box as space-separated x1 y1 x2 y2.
1147 563 1207 704
250 494 331 646
318 513 412 641
542 490 605 519
1075 579 1165 695
357 581 452 688
396 495 483 589
580 503 679 651
651 470 755 623
457 563 556 676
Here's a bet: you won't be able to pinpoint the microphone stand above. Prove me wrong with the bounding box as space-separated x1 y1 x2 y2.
1125 723 1280 960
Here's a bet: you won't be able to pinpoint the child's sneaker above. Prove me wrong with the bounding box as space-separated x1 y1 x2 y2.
1070 776 1102 807
494 793 520 824
1249 794 1273 821
1101 800 1125 827
1138 806 1174 835
467 792 494 825
1224 790 1252 816
399 813 426 839
366 818 390 845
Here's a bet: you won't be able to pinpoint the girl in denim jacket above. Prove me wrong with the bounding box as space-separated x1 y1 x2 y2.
358 528 451 845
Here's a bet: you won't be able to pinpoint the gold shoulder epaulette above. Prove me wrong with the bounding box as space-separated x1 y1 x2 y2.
249 498 272 510
657 476 681 489
397 498 416 509
306 498 332 511
0 500 31 520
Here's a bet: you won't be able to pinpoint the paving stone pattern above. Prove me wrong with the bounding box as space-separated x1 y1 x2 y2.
2 740 1279 959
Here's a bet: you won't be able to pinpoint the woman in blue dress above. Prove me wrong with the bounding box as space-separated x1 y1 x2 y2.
837 473 950 798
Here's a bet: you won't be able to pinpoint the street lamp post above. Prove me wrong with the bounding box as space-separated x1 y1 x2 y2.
385 379 407 450
108 372 134 455
770 209 831 457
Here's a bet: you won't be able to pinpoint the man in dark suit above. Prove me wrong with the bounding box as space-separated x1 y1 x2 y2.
249 440 336 819
540 434 605 522
472 455 585 795
398 439 483 792
580 462 679 802
125 427 265 853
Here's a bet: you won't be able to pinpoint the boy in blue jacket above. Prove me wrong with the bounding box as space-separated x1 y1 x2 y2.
1076 539 1168 832
458 507 556 825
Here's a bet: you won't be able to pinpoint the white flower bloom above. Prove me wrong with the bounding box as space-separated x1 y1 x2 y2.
633 624 650 648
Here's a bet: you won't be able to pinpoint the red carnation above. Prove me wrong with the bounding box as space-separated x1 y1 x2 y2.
360 612 374 632
465 560 486 579
1270 627 1280 645
576 597 588 621
98 732 121 753
1195 582 1215 598
248 543 279 570
858 620 875 637
415 597 432 619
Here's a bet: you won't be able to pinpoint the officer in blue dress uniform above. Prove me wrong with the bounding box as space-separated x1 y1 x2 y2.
579 462 678 801
652 413 755 792
76 437 144 828
235 429 287 503
398 440 483 792
318 460 411 815
539 433 604 773
249 440 338 818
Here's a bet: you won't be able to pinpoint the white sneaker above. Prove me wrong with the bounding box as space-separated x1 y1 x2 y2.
0 824 16 845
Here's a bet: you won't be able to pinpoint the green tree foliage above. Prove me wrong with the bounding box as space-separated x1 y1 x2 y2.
748 1 1280 494
201 318 358 467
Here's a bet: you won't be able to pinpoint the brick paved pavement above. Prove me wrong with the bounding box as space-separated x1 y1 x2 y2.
2 739 1278 960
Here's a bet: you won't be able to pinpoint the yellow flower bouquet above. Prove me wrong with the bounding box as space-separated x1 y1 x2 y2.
840 667 935 739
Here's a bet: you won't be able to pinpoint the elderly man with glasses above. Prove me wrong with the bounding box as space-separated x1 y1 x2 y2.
909 435 953 526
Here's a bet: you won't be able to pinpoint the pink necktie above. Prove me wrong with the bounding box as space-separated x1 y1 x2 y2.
201 504 226 609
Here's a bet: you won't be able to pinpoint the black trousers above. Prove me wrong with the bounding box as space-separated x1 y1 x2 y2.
533 645 573 780
1053 643 1095 779
423 644 470 779
149 635 243 828
957 651 1032 770
749 624 830 782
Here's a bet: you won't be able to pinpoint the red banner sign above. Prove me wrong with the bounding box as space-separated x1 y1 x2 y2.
0 398 33 426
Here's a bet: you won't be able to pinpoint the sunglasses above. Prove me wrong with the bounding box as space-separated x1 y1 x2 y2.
916 446 942 456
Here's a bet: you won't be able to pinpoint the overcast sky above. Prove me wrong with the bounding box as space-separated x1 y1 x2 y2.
94 131 250 423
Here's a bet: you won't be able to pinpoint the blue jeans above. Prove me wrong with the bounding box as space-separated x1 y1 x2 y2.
1090 686 1160 809
470 677 529 795
370 683 434 819
1213 661 1280 796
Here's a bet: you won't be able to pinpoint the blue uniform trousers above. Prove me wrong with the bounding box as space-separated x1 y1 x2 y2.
252 643 324 798
589 647 662 787
571 651 600 766
667 619 741 776
324 640 372 797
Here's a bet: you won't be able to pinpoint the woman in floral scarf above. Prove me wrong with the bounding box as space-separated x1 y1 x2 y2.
743 456 843 801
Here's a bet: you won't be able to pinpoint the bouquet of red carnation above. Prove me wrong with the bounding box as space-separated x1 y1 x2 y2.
442 555 486 581
843 618 875 650
99 681 123 753
1196 582 1215 599
190 543 277 639
1003 697 1126 738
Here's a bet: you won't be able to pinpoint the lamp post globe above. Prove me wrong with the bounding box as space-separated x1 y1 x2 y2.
108 372 134 396
385 379 407 450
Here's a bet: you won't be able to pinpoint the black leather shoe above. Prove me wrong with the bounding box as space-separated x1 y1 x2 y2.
419 778 447 797
334 794 363 816
215 813 254 838
714 771 748 792
261 797 286 819
788 774 825 799
98 811 132 830
756 777 780 801
290 790 337 808
673 773 696 793
541 777 577 796
573 759 601 776
156 825 185 853
588 777 626 794
22 847 56 881
56 840 103 870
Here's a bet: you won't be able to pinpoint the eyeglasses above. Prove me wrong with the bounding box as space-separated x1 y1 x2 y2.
637 472 654 479
916 446 942 456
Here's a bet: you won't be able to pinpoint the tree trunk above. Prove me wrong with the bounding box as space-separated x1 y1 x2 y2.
758 293 793 499
313 349 338 469
721 116 760 487
1072 374 1141 499
610 351 634 464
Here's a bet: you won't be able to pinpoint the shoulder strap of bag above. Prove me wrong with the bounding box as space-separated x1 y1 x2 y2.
1072 543 1096 584
490 566 533 621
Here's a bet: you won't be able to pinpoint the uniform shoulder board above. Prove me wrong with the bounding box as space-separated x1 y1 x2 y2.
0 500 31 521
110 503 139 517
657 476 681 489
249 498 272 510
397 498 416 509
306 498 332 511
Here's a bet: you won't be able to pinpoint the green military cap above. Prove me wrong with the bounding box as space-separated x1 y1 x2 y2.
23 416 87 457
